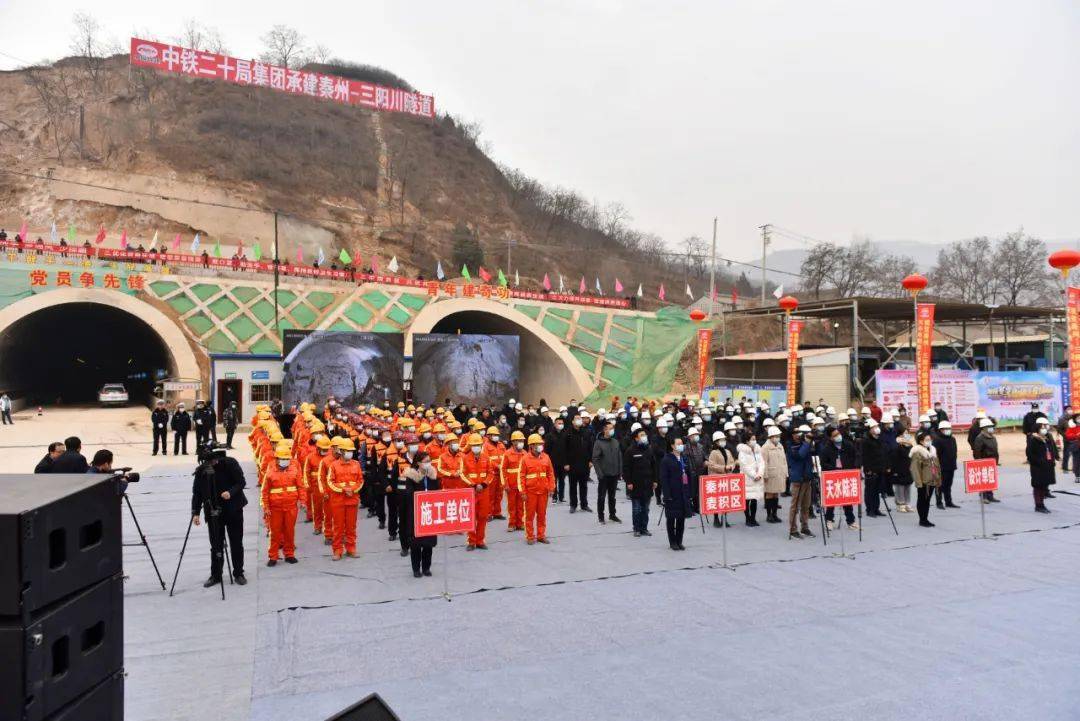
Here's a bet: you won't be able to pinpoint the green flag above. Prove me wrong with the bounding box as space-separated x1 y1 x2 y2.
252 244 262 261
461 264 471 281
66 224 76 242
339 248 352 264
497 269 507 287
213 240 222 258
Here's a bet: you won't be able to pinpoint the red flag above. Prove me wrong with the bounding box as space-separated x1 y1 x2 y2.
579 276 586 293
171 233 181 250
658 283 666 301
119 229 127 249
94 226 106 245
543 273 551 291
478 266 492 282
732 288 738 305
296 246 303 263
614 278 624 293
18 220 28 241
371 255 379 272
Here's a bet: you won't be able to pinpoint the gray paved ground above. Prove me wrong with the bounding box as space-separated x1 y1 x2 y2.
121 458 1080 721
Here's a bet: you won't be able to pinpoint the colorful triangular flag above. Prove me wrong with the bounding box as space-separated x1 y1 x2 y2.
595 277 602 295
94 226 106 245
636 283 643 298
559 275 565 293
253 244 262 261
371 255 379 273
497 268 507 287
658 284 666 301
579 276 586 294
478 266 492 283
317 246 325 266
119 229 128 249
461 264 471 281
685 283 694 299
151 230 159 248
772 284 783 299
49 223 58 244
18 220 27 241
543 273 551 291
190 233 201 253
296 245 303 263
387 255 399 273
614 278 624 293
437 260 446 280
172 233 181 250
66 224 76 243
339 248 352 265
514 269 519 286
213 240 222 258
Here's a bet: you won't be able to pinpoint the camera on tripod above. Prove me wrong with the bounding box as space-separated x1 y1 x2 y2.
196 441 228 464
107 467 141 495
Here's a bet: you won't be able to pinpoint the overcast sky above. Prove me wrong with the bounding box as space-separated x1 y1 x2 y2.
1 0 1077 260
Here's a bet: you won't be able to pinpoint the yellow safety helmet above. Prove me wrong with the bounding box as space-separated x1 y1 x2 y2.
316 436 333 450
486 426 501 436
406 404 416 412
257 410 271 421
466 432 485 446
260 420 275 431
330 436 348 448
447 419 462 430
510 430 526 442
397 401 405 408
436 407 445 415
274 446 291 460
269 431 284 443
337 437 356 452
527 433 544 447
418 422 432 434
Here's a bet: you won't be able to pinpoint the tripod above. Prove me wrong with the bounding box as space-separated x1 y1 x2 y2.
122 492 167 590
170 461 234 600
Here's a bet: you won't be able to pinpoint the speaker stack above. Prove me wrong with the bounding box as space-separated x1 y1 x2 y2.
0 474 126 721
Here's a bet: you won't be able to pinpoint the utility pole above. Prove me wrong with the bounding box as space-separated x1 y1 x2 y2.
708 216 717 317
758 223 771 303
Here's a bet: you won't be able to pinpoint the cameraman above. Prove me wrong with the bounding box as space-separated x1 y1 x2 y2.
191 444 248 587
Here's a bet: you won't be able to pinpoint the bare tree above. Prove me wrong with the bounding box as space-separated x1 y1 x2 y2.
993 229 1051 306
930 237 997 303
259 25 307 68
601 201 631 238
798 242 838 298
176 19 229 53
69 12 113 88
24 65 80 162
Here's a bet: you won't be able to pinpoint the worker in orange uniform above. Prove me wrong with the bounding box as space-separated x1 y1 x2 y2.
462 432 493 550
435 432 465 489
305 436 333 535
518 433 556 545
324 437 364 560
425 423 447 458
484 426 507 522
321 437 345 546
502 431 527 531
262 445 302 566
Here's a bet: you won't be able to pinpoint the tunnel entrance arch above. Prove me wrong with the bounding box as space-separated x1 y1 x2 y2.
407 297 594 405
0 288 202 405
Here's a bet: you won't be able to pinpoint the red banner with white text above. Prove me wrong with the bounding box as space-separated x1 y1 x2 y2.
697 328 713 394
786 320 803 407
916 303 935 417
1067 287 1080 407
130 38 435 118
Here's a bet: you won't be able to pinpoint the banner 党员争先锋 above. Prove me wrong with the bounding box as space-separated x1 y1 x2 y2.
915 303 935 417
786 320 803 407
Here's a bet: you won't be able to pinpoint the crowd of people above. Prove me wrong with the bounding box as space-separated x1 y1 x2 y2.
241 393 1064 570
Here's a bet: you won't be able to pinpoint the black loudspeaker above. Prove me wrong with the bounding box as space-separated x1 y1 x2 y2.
0 474 122 617
325 693 401 721
0 573 124 721
44 670 124 721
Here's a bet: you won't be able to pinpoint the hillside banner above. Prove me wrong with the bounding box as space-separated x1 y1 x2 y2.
786 320 803 407
1067 287 1080 407
697 328 713 394
129 38 435 118
915 303 935 417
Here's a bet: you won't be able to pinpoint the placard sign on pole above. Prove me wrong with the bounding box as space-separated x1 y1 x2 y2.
821 469 863 558
414 488 476 600
964 458 998 539
700 473 745 568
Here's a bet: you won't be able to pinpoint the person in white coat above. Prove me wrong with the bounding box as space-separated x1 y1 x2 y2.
737 436 765 526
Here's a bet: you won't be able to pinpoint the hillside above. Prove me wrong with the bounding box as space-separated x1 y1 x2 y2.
0 54 737 307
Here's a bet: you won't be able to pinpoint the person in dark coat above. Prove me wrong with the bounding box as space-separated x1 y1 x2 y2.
820 427 858 529
401 452 440 577
860 421 887 517
932 401 949 424
171 403 192 455
1027 419 1056 513
193 400 216 447
785 426 814 539
221 401 239 449
563 416 593 512
50 436 89 473
1022 403 1046 435
549 417 569 503
623 427 657 536
659 437 693 550
650 420 671 505
151 400 170 456
971 418 1000 503
932 420 959 508
190 449 248 586
34 441 65 473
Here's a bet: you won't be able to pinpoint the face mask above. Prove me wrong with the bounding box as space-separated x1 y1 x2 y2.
555 424 564 431
658 428 668 436
471 445 482 454
870 427 881 436
642 418 651 425
395 441 404 449
514 441 524 451
942 429 952 436
921 422 930 429
518 420 526 427
637 436 648 445
606 429 615 438
832 437 842 446
986 427 995 434
381 436 391 444
769 438 779 445
344 451 354 460
1039 427 1049 435
673 444 684 454
689 435 700 443
450 442 460 453
573 420 582 427
532 445 543 454
422 432 432 440
921 439 932 447
454 429 463 436
277 459 290 469
436 433 446 442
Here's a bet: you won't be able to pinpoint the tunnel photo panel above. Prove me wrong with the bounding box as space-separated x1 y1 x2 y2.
282 331 404 408
411 333 520 408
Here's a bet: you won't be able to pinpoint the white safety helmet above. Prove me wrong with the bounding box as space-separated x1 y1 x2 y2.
642 409 652 419
762 418 776 427
979 418 994 428
880 412 893 424
767 426 782 438
712 430 725 442
861 407 872 416
866 419 879 429
918 414 931 423
630 422 642 433
937 420 952 430
975 410 987 419
656 419 669 429
723 421 737 431
826 406 836 416
1035 417 1050 425
804 414 818 424
796 424 812 434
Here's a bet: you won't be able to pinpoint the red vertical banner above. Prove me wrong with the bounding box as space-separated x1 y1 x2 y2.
916 303 935 417
786 320 803 407
1067 287 1080 405
697 328 713 394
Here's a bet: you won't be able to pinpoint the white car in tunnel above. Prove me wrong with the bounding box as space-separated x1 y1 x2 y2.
98 383 129 407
